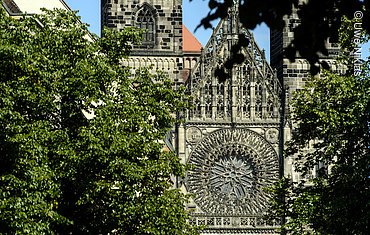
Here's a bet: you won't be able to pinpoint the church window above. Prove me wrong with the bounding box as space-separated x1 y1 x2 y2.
255 81 263 119
204 80 212 118
240 66 251 118
136 4 155 44
193 97 201 118
267 95 275 118
216 83 225 119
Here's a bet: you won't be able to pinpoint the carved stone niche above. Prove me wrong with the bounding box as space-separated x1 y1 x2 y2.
186 128 279 216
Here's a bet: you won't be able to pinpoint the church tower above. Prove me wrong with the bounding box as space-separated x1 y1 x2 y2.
270 1 342 182
101 0 184 84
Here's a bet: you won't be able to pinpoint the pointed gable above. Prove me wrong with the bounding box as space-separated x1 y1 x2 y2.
182 25 202 53
186 5 282 124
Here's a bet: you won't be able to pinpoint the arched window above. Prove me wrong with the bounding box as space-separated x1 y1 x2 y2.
136 5 155 44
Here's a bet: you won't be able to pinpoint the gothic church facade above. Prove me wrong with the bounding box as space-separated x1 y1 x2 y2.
1 0 337 234
101 1 312 234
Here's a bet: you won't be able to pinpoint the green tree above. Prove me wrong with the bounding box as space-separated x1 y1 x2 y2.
264 16 370 234
265 69 370 234
0 7 197 234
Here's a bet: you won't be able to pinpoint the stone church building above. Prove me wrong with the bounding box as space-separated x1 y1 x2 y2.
2 0 339 234
100 0 342 234
101 1 286 234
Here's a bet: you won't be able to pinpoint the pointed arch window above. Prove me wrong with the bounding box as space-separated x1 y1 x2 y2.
136 5 155 44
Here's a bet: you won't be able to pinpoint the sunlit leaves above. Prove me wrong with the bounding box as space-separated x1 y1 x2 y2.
0 8 197 234
266 70 370 234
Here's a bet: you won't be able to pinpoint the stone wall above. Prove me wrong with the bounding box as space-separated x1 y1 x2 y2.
270 4 341 96
101 0 184 83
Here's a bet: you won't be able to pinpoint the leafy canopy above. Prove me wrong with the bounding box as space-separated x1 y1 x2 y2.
264 15 370 233
265 63 370 235
0 7 197 235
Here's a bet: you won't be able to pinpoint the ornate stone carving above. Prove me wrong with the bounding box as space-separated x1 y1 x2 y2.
186 128 279 215
186 126 203 143
185 7 282 123
210 156 254 200
189 214 280 229
265 128 279 143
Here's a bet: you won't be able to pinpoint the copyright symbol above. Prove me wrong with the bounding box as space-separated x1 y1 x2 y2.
354 11 363 19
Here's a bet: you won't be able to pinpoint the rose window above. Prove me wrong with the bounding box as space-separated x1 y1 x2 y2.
186 129 279 215
210 157 254 200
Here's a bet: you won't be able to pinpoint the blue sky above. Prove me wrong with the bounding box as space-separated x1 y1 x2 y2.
64 0 368 61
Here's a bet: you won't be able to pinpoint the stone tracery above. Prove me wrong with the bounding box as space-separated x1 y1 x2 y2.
136 4 155 44
186 129 279 215
186 6 281 123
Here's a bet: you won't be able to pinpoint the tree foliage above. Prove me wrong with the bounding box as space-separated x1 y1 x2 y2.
266 69 370 234
194 0 370 74
0 7 197 234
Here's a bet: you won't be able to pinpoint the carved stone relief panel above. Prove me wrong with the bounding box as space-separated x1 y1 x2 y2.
186 126 203 143
186 128 279 216
265 128 279 144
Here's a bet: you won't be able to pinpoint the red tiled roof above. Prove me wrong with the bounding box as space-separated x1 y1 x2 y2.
182 25 202 53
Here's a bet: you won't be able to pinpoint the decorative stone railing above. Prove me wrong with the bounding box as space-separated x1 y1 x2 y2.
189 214 280 229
